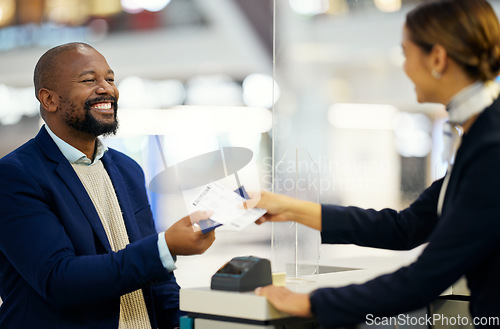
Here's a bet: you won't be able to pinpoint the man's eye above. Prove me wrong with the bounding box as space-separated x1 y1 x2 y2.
81 79 94 83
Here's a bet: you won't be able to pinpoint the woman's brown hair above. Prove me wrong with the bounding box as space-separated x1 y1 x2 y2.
406 0 500 81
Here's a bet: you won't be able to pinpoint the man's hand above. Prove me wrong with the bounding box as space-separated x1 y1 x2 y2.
255 285 313 317
164 211 215 256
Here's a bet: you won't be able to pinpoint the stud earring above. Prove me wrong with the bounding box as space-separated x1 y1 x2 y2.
431 69 442 79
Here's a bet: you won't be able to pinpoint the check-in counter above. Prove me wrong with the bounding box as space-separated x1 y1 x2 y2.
180 253 471 329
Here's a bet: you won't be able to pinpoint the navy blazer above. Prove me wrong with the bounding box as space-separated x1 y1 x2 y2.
0 127 181 328
311 98 500 328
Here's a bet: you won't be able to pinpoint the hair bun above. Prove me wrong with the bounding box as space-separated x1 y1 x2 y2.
478 44 500 81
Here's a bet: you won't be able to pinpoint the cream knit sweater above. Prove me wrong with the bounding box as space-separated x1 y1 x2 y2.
72 162 152 329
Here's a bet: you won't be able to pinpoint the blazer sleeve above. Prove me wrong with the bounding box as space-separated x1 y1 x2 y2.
135 198 185 329
309 149 500 328
128 181 184 328
0 155 172 309
320 178 442 250
151 280 184 328
105 149 185 328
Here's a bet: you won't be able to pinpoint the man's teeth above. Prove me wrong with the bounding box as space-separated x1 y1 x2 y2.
92 103 112 110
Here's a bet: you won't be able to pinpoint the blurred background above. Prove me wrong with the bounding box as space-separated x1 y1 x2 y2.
1 0 499 289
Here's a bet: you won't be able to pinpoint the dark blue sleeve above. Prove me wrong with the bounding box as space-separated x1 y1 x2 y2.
111 151 185 328
152 280 184 329
310 150 500 328
132 202 183 328
0 156 172 308
320 178 442 250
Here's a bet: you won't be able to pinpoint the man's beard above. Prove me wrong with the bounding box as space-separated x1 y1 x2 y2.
64 96 119 137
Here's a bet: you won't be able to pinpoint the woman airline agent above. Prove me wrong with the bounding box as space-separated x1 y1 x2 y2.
252 0 500 328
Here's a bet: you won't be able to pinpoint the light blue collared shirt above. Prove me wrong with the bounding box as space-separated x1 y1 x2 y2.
45 125 108 166
44 125 176 272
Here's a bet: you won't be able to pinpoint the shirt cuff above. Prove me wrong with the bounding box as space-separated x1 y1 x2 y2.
157 232 176 272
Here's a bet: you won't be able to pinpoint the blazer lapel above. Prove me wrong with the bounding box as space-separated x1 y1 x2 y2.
55 163 113 252
102 155 142 243
35 127 113 252
443 98 500 212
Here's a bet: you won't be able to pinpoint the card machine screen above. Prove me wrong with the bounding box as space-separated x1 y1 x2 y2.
211 256 272 292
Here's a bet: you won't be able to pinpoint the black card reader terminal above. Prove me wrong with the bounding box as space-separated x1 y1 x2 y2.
211 256 272 292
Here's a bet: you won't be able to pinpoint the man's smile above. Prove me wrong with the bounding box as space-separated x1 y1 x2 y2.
90 102 114 113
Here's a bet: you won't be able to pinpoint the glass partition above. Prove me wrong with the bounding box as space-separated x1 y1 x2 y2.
272 148 320 281
271 0 446 281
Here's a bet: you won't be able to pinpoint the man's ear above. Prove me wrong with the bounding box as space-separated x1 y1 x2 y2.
38 88 58 113
429 44 448 76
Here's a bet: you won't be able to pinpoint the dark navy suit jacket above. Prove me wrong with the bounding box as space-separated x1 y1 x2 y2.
311 98 500 328
0 127 181 328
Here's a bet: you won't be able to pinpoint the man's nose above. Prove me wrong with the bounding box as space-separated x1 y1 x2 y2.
96 80 115 95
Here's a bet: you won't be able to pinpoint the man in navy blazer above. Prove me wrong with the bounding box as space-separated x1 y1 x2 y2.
0 42 215 328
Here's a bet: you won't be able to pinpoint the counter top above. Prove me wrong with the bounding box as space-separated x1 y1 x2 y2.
180 252 469 321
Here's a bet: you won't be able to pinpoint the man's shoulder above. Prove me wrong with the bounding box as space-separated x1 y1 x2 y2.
104 147 139 164
0 138 46 189
0 138 39 166
1 127 60 165
103 148 144 175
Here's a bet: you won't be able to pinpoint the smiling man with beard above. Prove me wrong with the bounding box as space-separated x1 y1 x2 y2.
34 42 120 156
0 42 216 329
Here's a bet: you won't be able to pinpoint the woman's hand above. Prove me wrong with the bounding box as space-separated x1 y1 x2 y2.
248 190 297 224
255 285 313 318
247 190 322 231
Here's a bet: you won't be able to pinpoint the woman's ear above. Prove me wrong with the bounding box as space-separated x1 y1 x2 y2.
38 88 58 113
429 44 448 77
